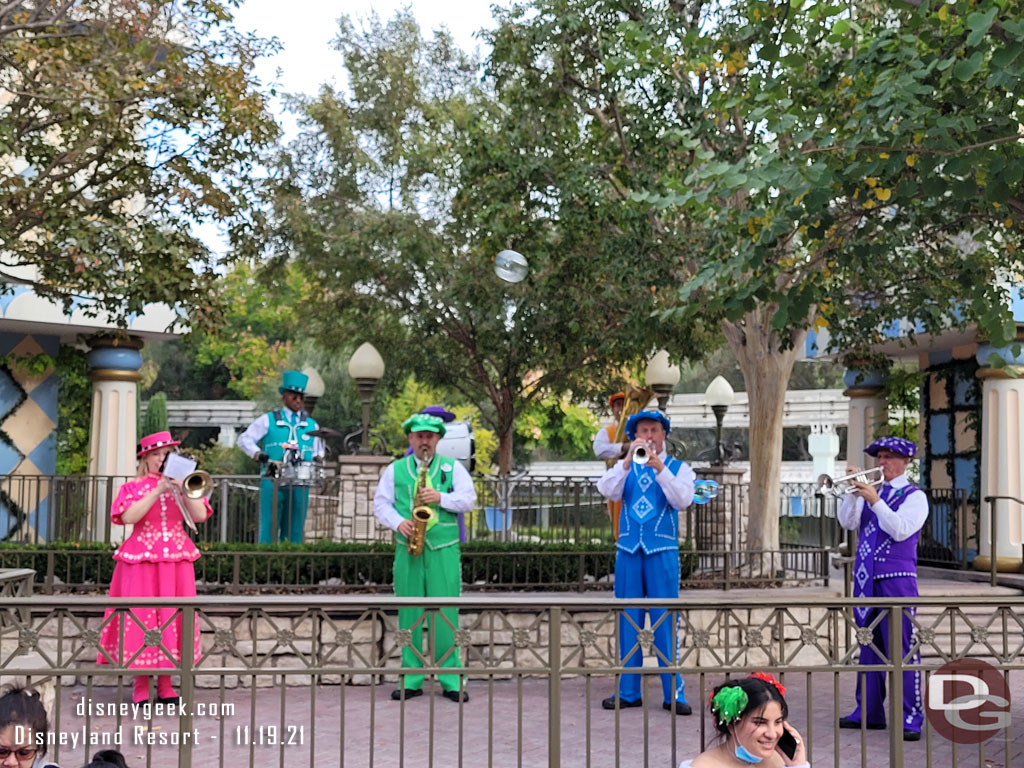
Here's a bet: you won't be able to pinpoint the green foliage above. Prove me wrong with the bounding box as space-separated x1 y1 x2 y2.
0 540 622 592
0 1 279 330
247 10 713 472
380 377 498 471
515 394 600 462
55 346 90 475
141 392 168 437
884 366 924 441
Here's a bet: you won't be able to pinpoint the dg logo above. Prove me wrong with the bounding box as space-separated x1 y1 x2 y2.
925 658 1011 744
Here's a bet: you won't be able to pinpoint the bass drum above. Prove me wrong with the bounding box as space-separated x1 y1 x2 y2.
280 460 324 488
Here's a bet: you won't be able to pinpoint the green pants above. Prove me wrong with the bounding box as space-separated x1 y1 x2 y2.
393 544 462 692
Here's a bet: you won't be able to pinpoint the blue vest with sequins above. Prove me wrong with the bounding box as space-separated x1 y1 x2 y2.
617 457 683 555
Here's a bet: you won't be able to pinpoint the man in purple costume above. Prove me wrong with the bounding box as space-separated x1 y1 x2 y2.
838 436 927 741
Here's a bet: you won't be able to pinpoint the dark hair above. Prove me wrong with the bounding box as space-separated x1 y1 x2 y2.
0 685 49 757
85 749 129 768
709 677 788 737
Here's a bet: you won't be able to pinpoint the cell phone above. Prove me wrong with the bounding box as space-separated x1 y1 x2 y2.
777 728 798 760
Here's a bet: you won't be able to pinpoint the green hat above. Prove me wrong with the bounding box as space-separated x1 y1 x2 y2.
402 413 446 437
279 370 308 394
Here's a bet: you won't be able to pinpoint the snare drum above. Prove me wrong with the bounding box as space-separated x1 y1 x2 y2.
280 460 324 487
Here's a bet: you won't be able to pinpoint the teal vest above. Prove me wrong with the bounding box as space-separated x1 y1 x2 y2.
262 409 319 467
393 454 458 551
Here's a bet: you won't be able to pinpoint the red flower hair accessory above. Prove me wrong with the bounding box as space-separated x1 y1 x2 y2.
751 671 786 698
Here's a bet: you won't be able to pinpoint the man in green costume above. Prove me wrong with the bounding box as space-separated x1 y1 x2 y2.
373 412 477 702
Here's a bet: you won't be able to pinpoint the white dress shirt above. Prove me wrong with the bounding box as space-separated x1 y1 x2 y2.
373 455 477 531
592 425 627 461
237 411 324 459
837 473 928 542
596 451 695 510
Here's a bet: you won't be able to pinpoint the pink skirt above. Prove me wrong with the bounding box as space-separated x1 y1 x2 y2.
97 560 201 669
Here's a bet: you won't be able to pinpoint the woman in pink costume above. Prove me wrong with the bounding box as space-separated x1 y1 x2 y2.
97 431 212 704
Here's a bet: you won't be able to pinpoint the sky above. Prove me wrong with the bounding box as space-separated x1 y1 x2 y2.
232 0 500 137
195 2 500 254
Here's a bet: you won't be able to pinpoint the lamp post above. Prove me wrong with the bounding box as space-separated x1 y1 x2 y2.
301 366 326 414
348 342 385 455
645 350 681 411
705 375 735 465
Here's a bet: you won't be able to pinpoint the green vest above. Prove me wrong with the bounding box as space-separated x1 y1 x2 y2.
262 409 319 465
393 454 459 551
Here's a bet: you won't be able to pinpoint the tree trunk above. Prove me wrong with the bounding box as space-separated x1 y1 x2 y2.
497 425 515 474
721 306 806 566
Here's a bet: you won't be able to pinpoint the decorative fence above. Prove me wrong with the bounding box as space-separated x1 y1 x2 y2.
0 594 1019 768
0 473 977 593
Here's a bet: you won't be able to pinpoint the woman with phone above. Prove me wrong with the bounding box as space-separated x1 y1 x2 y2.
681 673 809 768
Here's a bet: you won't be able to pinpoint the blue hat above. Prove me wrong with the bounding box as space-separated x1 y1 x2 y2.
865 436 917 458
279 370 308 395
625 409 671 440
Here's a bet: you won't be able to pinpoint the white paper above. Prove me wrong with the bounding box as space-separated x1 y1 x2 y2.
162 453 197 480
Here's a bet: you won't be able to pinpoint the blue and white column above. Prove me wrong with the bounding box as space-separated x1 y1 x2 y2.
843 367 887 469
974 344 1024 572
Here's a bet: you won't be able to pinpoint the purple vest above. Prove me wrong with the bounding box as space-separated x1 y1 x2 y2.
852 483 922 625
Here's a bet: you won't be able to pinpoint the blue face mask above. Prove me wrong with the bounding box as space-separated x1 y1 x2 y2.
734 743 763 764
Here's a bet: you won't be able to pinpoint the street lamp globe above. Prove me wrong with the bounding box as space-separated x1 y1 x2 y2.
348 343 385 454
704 375 735 465
645 350 681 411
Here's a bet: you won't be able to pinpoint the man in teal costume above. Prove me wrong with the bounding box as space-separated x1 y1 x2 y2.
373 413 477 702
238 370 324 543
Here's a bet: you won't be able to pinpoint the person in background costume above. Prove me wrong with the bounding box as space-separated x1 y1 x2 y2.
838 436 927 741
593 392 628 539
238 371 324 543
597 409 694 715
374 413 476 702
96 432 211 704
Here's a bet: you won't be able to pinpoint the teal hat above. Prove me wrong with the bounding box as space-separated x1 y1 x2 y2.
402 413 446 437
279 370 308 394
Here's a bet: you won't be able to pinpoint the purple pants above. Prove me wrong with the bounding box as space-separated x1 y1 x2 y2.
847 576 924 732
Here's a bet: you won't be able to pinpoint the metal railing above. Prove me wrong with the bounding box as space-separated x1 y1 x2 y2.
0 593 1019 768
983 494 1024 586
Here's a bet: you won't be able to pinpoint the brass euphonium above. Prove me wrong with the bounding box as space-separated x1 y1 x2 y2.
406 449 434 556
606 383 656 467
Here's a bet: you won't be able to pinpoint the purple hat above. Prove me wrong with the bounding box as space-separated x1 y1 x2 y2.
420 405 456 423
865 436 917 458
625 409 671 440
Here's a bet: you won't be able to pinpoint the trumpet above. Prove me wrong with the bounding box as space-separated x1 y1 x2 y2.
816 466 884 497
632 442 653 465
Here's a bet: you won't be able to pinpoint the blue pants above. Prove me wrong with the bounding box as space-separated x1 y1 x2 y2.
614 547 687 705
259 479 309 544
847 576 924 732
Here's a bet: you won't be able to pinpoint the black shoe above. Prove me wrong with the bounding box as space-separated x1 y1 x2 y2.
157 696 181 706
839 717 885 730
442 689 468 703
663 701 692 715
390 688 423 701
601 696 643 710
903 730 921 741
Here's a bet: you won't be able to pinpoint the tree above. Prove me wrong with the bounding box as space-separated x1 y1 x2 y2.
0 0 279 329
250 11 712 473
487 0 1024 558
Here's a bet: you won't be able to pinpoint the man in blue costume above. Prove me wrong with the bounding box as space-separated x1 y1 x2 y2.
597 409 694 715
238 370 324 543
838 436 927 741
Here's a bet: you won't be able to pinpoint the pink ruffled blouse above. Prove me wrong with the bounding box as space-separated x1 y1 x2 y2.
111 474 209 563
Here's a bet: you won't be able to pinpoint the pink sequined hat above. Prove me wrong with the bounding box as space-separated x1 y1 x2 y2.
137 430 181 457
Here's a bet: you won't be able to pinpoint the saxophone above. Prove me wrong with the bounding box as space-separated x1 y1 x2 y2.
406 449 434 556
